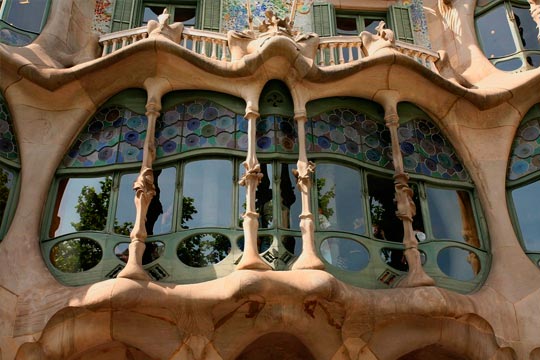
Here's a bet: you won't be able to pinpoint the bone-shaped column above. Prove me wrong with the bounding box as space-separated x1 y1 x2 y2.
292 114 325 270
236 109 272 270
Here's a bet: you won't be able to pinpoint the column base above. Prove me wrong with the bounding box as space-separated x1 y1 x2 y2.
117 241 152 281
292 252 325 270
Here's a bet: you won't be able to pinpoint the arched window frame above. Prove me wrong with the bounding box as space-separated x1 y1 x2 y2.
0 0 52 46
475 0 540 72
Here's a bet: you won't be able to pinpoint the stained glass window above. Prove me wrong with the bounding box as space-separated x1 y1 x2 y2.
508 116 540 180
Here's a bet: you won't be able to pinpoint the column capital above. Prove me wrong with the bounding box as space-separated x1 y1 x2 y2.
245 109 260 121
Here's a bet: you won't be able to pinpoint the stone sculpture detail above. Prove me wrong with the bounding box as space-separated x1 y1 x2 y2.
147 9 184 43
360 21 396 56
529 0 540 41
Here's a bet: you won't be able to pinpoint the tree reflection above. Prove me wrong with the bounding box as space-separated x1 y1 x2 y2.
50 238 102 273
177 233 231 267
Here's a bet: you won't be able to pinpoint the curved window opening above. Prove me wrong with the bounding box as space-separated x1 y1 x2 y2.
476 0 540 71
0 0 50 46
507 104 540 268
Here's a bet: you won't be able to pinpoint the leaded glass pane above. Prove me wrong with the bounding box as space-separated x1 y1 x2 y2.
508 117 540 180
0 99 19 162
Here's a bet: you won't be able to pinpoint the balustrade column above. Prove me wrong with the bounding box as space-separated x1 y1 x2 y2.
385 109 435 287
237 110 272 270
292 114 325 270
117 102 160 280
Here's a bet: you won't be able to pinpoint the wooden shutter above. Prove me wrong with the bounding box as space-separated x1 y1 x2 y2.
312 3 336 37
199 0 221 31
111 0 141 32
388 5 415 44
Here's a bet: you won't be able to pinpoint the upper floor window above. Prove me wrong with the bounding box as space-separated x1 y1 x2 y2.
312 3 415 44
0 0 50 46
507 103 540 268
476 0 540 71
110 0 219 33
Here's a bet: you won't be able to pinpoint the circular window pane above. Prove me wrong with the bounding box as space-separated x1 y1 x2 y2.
320 238 369 271
114 241 165 265
381 248 426 272
177 233 231 267
237 236 273 254
437 247 479 281
50 238 103 273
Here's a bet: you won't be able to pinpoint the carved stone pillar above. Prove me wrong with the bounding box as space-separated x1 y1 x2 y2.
237 110 272 270
292 114 325 270
385 110 435 287
117 103 160 280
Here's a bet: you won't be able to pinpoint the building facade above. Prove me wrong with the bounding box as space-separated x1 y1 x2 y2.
0 0 540 359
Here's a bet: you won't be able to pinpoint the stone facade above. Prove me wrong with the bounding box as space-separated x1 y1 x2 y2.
1 0 540 359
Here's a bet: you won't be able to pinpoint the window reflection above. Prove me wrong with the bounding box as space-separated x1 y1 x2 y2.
437 247 479 281
50 177 111 237
282 236 302 256
281 164 301 229
50 238 102 273
320 238 369 271
476 5 516 58
512 6 540 51
512 180 540 251
4 0 48 33
177 233 231 267
114 168 176 236
114 241 164 264
426 187 478 245
316 164 365 234
237 235 273 254
0 166 14 226
380 248 426 272
182 160 232 229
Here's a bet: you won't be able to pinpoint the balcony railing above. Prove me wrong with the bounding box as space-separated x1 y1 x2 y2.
98 27 439 73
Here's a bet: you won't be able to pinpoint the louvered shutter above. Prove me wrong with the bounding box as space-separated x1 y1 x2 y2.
388 5 415 44
111 0 141 32
312 3 336 37
199 0 221 31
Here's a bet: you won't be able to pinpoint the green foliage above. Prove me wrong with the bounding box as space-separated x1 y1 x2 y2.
177 233 230 267
71 177 112 231
50 238 103 273
316 177 335 218
181 196 197 228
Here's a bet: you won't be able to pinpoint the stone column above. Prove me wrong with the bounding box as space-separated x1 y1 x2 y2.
292 114 325 270
117 102 160 281
385 107 435 287
237 109 271 270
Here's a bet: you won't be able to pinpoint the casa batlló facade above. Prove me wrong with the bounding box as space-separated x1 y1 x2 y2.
0 0 540 359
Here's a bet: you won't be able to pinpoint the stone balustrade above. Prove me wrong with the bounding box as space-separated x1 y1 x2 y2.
99 28 439 73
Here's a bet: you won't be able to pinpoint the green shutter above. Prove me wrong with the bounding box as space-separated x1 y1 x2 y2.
312 3 336 37
199 0 221 31
111 0 141 32
388 5 415 44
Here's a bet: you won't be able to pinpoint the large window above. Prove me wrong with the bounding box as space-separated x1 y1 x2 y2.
507 103 540 268
476 0 540 71
0 0 50 46
43 89 487 292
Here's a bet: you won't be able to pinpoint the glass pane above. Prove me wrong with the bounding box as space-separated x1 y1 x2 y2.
142 6 166 25
316 164 365 234
336 16 358 36
237 235 273 253
115 168 176 235
281 164 302 230
364 18 383 34
114 241 164 265
527 54 540 68
513 6 540 51
367 175 404 243
494 57 523 71
320 238 369 271
238 163 273 228
0 166 14 225
182 160 232 228
476 5 516 58
512 181 540 251
173 7 196 26
5 0 48 33
50 177 111 237
50 238 102 273
426 187 479 245
381 248 426 272
437 247 479 281
177 233 231 267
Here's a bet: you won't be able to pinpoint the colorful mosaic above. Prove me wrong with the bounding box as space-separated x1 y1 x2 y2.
0 99 19 163
63 106 147 167
308 109 469 181
92 0 114 35
399 0 431 49
399 118 469 181
508 117 540 180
